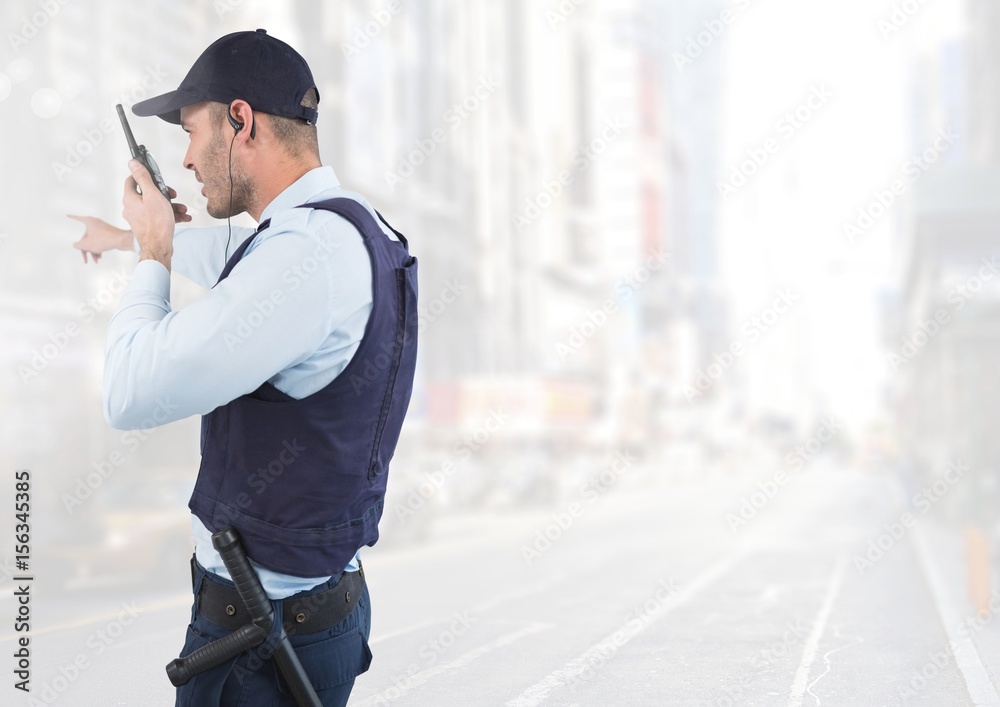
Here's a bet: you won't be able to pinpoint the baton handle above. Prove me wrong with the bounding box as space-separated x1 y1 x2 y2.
166 527 322 707
165 623 266 686
212 527 322 707
212 526 275 630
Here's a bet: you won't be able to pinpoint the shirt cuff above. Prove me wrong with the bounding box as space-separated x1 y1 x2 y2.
127 259 171 304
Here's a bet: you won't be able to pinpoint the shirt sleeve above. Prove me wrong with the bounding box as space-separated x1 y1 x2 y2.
133 224 256 290
104 217 367 430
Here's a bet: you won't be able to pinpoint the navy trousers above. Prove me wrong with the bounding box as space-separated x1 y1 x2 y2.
174 555 372 707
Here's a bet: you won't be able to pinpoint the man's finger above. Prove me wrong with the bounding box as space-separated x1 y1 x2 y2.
128 159 160 199
121 172 145 235
124 172 138 195
172 202 192 223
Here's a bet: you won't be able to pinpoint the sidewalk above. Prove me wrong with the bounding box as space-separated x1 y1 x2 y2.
912 517 1000 705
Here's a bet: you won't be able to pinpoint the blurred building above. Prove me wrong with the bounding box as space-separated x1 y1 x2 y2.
965 0 1000 164
2 0 712 523
304 0 687 470
3 3 227 488
640 0 731 426
894 0 1000 490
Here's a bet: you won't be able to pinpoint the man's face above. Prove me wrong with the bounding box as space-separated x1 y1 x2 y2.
180 102 254 219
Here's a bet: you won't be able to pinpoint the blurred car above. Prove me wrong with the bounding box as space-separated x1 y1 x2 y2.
39 470 194 593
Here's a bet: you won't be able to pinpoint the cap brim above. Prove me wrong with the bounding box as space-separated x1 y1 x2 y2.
131 89 204 125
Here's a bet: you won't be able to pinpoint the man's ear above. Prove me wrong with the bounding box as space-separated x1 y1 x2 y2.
228 99 256 141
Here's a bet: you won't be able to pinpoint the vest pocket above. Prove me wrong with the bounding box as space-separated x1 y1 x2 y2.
368 257 418 481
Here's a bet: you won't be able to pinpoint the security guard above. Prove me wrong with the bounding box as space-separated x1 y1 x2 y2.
78 29 418 706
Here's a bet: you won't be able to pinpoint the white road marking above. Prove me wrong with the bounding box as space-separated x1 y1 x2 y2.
505 549 749 707
354 622 551 706
369 573 567 646
787 556 848 707
911 523 1000 706
369 618 440 647
0 594 190 643
31 625 184 672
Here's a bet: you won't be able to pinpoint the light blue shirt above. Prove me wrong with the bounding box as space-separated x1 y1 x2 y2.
104 165 397 598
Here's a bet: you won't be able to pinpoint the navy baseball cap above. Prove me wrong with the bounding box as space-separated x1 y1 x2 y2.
131 28 319 125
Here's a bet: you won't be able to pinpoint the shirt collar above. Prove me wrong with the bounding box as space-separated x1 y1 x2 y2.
259 165 342 224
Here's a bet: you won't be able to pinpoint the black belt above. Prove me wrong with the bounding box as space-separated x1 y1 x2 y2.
191 555 365 636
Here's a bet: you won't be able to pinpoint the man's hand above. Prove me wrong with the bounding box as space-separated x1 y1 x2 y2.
68 215 133 264
122 159 181 272
70 192 191 265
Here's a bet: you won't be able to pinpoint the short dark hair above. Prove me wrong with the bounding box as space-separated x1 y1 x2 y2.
265 88 320 158
209 88 319 158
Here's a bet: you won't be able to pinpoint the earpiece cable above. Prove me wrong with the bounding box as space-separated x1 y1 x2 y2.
224 131 236 261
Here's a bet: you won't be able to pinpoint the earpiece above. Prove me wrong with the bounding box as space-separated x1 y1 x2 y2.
227 108 242 132
227 102 256 140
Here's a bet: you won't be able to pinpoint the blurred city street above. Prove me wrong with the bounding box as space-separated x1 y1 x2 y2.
4 448 1000 705
2 0 1000 704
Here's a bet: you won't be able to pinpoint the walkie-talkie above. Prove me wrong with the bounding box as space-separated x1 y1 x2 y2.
116 103 171 200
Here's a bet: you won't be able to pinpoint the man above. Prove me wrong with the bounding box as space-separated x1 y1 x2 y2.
71 29 418 706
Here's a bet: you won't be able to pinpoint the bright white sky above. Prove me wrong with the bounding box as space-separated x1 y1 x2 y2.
717 0 966 432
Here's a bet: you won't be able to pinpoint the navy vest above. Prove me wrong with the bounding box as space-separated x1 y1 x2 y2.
189 198 418 577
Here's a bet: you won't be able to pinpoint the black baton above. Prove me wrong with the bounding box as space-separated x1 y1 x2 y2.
165 526 322 707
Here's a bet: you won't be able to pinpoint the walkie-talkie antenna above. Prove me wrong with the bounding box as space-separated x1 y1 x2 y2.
115 103 140 157
114 102 171 200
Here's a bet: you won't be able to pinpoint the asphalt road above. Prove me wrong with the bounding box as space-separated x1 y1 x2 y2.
0 459 993 706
